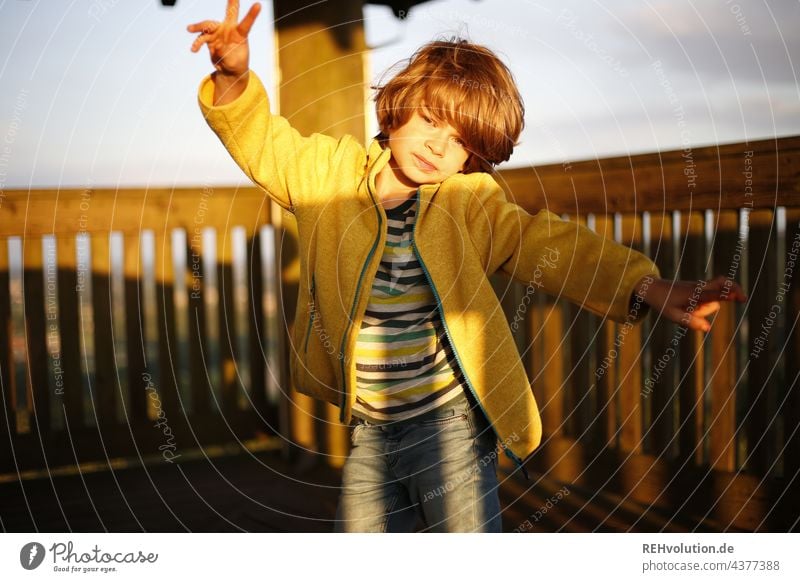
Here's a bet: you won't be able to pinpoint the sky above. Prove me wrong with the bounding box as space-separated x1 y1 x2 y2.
0 0 798 190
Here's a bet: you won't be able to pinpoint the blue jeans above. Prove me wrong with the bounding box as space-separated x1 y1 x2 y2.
334 398 502 532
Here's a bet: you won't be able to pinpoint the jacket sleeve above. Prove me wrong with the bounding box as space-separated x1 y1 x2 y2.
467 174 661 324
197 71 349 212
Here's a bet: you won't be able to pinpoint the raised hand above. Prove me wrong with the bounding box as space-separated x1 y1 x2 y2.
187 0 261 77
634 275 747 332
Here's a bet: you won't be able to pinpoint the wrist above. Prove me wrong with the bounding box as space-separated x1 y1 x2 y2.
632 275 659 306
213 69 249 81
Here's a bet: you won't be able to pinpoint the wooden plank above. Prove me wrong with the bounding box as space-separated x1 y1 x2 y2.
745 209 778 475
55 236 85 429
22 238 49 436
260 224 284 408
563 214 595 440
274 0 368 460
644 211 678 458
617 213 645 454
154 232 179 420
499 136 800 214
123 235 147 425
782 208 800 480
187 226 211 418
90 233 118 428
216 229 238 414
539 298 566 438
527 290 546 426
0 188 267 237
247 232 268 419
537 296 578 483
676 212 706 467
526 433 799 531
0 239 13 464
591 215 618 446
274 0 367 142
708 210 741 472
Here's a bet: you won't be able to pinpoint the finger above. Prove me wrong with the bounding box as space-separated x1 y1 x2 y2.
664 306 711 332
225 0 240 23
698 287 732 303
692 301 720 318
190 33 214 52
238 2 261 36
691 317 712 333
702 276 747 302
724 282 747 301
699 285 747 304
187 20 219 33
702 275 728 291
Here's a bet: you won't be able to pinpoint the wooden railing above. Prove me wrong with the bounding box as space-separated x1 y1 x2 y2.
0 186 286 474
1 135 798 530
493 135 800 531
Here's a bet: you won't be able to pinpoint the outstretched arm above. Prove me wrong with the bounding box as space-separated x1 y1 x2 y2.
633 275 747 332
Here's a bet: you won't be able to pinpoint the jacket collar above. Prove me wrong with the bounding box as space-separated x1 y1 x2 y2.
365 137 441 210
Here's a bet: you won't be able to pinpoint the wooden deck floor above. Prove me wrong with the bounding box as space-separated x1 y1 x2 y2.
0 448 735 533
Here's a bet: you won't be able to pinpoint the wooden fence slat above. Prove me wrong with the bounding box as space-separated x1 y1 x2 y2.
645 211 678 458
216 229 238 414
745 209 778 474
709 210 740 472
247 231 267 420
90 233 118 428
677 212 706 467
565 214 597 441
55 236 86 430
0 239 14 465
591 215 618 446
617 214 645 454
154 232 179 423
23 238 49 438
123 235 147 425
261 224 284 408
539 298 566 438
187 228 211 418
782 208 800 481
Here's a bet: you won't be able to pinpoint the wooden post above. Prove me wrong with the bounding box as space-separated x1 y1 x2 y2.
274 0 367 467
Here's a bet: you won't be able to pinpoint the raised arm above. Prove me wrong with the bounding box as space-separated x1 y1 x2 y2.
188 1 348 212
188 0 258 105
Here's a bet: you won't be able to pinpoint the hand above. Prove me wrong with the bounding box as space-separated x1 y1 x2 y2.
187 0 261 77
633 275 747 333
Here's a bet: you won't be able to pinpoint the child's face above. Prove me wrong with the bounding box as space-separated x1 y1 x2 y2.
386 107 470 186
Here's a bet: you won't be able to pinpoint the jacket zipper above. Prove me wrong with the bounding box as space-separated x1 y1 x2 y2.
303 274 316 355
337 196 384 420
411 191 530 480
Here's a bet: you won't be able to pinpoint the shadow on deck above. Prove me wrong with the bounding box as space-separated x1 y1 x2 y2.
0 449 738 533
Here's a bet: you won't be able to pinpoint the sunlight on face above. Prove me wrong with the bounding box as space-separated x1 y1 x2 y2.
386 107 470 187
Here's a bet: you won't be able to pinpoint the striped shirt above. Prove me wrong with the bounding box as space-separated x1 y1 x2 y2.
352 192 468 423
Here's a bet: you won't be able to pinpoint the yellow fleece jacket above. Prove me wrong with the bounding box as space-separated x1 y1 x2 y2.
197 71 660 470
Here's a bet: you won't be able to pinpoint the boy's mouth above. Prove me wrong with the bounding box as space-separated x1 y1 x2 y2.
412 154 437 172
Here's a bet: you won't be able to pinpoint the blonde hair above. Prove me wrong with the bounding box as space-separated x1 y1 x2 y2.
373 38 525 173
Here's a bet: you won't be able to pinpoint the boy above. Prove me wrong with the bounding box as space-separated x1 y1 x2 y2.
188 1 746 532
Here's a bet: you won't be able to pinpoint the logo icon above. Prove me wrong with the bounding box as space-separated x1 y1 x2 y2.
20 542 46 570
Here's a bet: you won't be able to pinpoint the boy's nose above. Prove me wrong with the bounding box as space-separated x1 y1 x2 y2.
425 136 447 156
